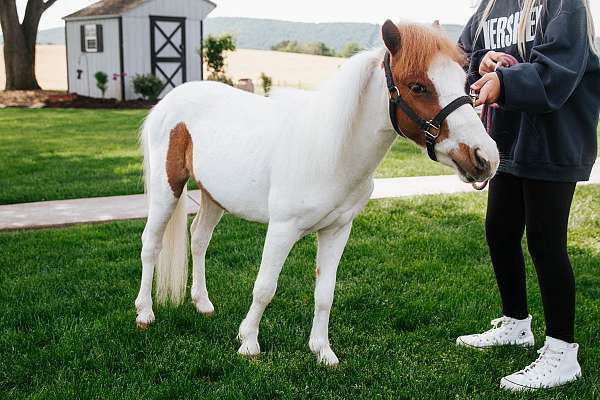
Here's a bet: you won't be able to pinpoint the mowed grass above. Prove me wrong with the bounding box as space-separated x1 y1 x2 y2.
0 108 448 205
1 187 599 399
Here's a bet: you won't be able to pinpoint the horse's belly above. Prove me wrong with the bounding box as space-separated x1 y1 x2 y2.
195 163 271 223
190 133 273 224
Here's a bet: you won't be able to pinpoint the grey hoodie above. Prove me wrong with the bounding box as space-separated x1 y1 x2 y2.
459 0 599 182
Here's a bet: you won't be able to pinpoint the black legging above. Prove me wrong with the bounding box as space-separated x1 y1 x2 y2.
486 172 577 343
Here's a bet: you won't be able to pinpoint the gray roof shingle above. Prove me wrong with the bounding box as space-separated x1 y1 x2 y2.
63 0 147 20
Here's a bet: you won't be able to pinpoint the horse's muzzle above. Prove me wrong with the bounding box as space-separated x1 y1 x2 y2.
450 144 496 183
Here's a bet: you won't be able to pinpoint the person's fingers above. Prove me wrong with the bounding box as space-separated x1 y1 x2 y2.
479 61 492 75
488 51 504 62
471 73 492 90
474 87 489 107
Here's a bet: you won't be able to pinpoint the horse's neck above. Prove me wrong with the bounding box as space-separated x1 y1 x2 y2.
331 66 396 184
275 51 395 186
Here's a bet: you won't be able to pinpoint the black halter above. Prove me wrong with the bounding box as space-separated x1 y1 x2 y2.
383 52 473 162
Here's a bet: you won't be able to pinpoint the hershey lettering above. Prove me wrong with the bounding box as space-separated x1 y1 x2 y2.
482 5 543 50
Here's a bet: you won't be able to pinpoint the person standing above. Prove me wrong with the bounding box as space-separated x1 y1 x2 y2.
457 0 599 391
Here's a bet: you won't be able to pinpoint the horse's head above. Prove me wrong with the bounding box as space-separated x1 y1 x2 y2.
382 21 499 183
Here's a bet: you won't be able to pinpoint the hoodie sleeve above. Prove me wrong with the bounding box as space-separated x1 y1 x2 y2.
497 7 590 113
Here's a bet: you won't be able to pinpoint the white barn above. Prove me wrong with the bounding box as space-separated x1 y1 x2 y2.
63 0 216 100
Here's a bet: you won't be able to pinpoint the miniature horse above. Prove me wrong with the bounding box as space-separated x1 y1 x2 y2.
135 21 499 366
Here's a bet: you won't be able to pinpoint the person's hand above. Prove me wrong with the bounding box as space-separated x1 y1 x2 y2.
479 51 507 75
471 72 501 107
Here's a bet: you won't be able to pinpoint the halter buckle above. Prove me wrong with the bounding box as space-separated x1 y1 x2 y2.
423 121 440 139
388 86 400 101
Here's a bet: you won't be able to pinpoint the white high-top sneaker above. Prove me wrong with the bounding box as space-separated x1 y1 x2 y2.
456 315 534 349
500 336 581 391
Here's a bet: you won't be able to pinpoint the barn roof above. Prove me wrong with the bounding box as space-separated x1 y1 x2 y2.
64 0 217 20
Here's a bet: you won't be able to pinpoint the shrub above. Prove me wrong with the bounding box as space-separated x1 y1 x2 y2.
94 71 108 98
132 74 163 101
201 34 236 85
259 73 272 96
340 42 363 58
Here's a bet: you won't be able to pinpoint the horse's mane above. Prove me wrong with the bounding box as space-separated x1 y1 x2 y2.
270 48 385 178
394 23 466 78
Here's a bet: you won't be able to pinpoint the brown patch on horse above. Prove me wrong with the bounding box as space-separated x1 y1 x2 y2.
166 122 228 211
387 23 466 146
166 122 193 198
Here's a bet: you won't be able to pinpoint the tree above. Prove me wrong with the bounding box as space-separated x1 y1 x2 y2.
0 0 58 90
340 42 363 58
201 34 236 84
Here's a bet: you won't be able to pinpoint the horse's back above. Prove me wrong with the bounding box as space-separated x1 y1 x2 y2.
147 81 276 222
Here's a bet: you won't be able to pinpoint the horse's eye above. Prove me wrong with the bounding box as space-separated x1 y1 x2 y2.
409 83 427 94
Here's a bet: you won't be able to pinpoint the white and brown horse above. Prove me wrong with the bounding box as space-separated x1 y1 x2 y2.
135 21 499 366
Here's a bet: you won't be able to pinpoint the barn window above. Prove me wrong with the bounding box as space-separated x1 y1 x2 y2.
80 24 104 53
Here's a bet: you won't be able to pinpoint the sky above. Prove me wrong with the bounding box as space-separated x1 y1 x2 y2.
11 0 600 32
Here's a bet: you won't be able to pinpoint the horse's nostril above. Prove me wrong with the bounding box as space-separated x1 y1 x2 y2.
473 148 490 173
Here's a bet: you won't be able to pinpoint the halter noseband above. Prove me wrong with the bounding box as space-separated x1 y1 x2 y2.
383 52 474 162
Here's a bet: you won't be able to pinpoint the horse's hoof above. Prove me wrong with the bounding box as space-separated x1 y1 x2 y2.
135 311 155 330
238 340 261 358
136 321 151 330
315 347 339 367
192 298 215 316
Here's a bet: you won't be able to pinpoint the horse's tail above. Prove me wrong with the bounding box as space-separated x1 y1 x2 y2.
155 187 188 305
140 113 189 305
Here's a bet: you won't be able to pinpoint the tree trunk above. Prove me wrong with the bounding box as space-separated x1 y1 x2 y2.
0 0 57 90
3 36 40 90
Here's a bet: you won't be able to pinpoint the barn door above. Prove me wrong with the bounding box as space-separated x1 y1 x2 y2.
150 16 186 97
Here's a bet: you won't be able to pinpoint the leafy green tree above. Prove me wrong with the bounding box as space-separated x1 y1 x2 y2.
201 34 236 84
94 71 108 98
340 42 363 58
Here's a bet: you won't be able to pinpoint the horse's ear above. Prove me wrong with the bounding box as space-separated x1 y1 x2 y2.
433 20 441 29
382 20 401 54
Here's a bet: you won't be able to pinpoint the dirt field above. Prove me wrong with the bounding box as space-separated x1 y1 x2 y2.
0 45 344 92
0 45 68 90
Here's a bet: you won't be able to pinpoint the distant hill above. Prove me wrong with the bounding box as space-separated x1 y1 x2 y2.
204 17 381 51
204 17 466 51
0 27 64 45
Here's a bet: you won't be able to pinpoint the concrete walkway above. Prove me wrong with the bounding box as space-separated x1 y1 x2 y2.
2 164 599 231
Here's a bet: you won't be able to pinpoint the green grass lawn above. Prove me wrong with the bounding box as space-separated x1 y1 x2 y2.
0 109 448 205
1 187 599 399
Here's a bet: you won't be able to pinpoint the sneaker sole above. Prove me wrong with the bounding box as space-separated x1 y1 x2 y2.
500 373 581 392
456 337 535 350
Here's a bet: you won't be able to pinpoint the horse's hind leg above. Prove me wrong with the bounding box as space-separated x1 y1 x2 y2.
190 190 224 315
135 183 181 328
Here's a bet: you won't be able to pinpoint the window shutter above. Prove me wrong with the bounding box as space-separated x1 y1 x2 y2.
96 24 103 52
80 25 85 52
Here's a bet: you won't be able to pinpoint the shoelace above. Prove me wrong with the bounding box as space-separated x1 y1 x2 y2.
475 317 514 343
517 345 563 380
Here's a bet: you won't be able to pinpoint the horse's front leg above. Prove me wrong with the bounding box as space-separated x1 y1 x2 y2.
238 221 301 357
309 221 353 366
